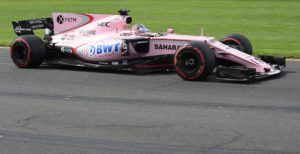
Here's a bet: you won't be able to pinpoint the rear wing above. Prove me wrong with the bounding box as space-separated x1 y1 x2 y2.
12 18 53 36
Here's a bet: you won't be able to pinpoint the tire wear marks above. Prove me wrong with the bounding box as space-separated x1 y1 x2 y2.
0 130 298 154
63 124 172 129
0 90 300 113
208 130 243 149
17 114 38 128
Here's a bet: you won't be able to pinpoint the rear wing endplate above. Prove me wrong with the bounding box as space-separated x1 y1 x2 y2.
12 18 53 36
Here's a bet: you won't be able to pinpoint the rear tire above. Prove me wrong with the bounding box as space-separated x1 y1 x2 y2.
10 35 46 68
174 42 215 81
220 34 252 55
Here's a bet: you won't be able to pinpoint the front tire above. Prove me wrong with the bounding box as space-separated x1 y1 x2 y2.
220 33 252 55
10 35 46 68
174 42 215 81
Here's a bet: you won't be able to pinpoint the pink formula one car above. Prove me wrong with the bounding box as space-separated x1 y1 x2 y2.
10 10 285 81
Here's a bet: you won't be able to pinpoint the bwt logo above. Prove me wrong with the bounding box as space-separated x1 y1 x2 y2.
80 42 121 57
56 15 77 24
88 42 120 56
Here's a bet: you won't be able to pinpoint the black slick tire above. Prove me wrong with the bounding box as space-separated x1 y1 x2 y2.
10 35 46 68
220 34 253 55
174 42 215 81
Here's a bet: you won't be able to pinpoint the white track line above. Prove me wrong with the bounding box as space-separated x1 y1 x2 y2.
0 47 9 49
287 59 300 62
0 63 12 65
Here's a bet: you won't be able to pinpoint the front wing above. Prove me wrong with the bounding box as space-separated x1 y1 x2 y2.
216 55 285 82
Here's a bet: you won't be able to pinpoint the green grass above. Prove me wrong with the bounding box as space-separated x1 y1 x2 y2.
0 0 299 57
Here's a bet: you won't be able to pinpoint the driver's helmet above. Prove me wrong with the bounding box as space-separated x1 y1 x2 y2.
132 24 150 34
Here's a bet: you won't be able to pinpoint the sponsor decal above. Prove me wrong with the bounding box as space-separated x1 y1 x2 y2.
80 30 96 36
154 44 181 51
120 32 132 37
53 13 93 34
14 26 31 33
111 61 119 65
61 34 75 40
57 15 77 24
60 47 73 54
77 42 121 59
29 19 43 25
31 24 44 29
98 22 110 27
121 41 129 55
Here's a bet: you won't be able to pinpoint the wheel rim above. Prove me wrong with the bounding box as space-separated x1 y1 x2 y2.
12 42 28 66
178 50 202 74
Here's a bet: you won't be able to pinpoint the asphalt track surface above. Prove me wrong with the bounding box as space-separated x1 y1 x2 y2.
0 47 300 154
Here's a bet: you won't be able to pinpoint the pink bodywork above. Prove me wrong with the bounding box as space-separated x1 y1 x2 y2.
51 12 275 74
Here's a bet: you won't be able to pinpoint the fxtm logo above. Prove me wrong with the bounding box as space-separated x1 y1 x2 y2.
57 15 77 24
